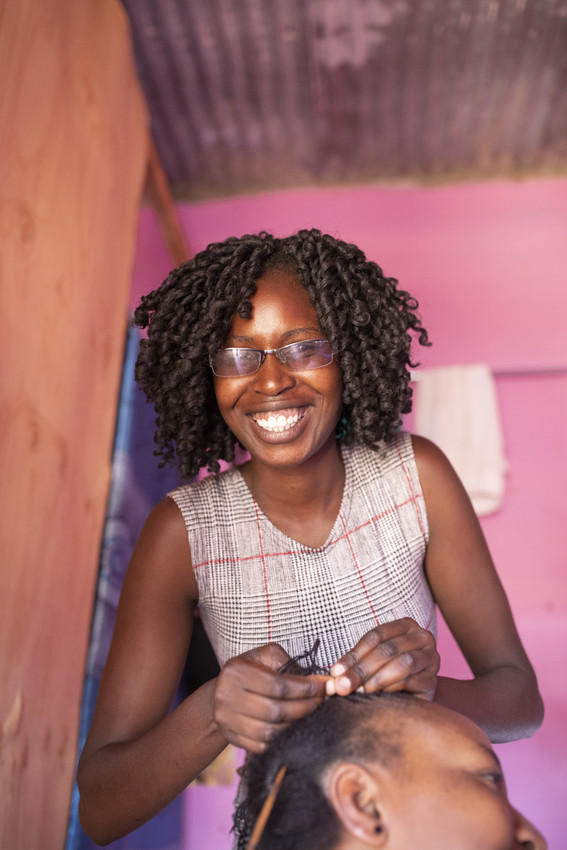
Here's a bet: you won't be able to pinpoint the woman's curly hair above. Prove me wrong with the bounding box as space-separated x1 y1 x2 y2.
134 228 430 479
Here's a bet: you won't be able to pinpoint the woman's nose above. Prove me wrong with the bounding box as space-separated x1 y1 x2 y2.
251 351 296 394
513 807 547 850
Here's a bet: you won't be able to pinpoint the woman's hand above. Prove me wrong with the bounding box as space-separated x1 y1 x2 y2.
327 617 439 701
213 643 329 753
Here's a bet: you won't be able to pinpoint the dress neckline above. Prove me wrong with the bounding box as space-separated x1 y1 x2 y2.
234 444 353 551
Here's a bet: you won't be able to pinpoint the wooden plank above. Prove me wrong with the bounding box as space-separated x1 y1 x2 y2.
0 1 149 848
146 139 191 265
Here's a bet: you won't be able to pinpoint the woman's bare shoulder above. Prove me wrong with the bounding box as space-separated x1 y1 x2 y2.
128 495 198 602
410 433 447 465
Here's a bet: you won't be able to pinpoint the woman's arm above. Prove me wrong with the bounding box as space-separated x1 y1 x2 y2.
327 435 543 743
77 497 224 843
77 497 327 844
413 434 544 742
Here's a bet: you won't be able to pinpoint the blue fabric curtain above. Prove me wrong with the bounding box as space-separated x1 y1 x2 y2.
67 323 181 850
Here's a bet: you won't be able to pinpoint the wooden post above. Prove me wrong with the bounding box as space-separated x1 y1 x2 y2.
0 2 149 848
146 139 191 266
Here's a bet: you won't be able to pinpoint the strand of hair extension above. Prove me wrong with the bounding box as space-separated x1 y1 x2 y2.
278 637 327 675
246 765 287 850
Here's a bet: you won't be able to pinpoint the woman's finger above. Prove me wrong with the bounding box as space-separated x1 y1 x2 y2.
215 686 327 728
220 661 329 703
378 669 438 701
357 650 439 698
331 619 427 669
216 690 327 751
332 647 437 696
329 619 438 695
213 647 329 750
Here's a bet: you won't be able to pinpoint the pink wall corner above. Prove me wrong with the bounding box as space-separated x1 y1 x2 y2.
130 178 567 850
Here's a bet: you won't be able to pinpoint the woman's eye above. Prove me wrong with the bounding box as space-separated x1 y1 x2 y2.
480 771 504 788
294 341 320 361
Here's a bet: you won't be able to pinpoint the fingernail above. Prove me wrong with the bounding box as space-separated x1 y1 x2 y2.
356 686 364 694
337 677 351 693
326 679 336 696
331 663 346 677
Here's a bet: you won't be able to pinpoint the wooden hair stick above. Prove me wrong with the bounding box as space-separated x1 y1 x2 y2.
246 765 287 850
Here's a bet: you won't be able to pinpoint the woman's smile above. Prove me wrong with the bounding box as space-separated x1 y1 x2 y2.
251 405 307 435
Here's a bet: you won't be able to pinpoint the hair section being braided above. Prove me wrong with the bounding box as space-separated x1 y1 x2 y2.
234 690 411 850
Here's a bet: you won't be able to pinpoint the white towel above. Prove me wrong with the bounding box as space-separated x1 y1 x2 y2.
413 364 507 516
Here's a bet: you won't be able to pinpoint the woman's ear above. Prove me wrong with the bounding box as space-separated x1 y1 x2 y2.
327 762 389 847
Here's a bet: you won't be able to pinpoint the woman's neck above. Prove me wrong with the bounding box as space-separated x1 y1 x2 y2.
239 438 346 547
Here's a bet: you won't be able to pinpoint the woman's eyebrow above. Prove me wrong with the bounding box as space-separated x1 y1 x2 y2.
228 334 255 343
478 743 502 770
229 327 322 344
280 326 322 339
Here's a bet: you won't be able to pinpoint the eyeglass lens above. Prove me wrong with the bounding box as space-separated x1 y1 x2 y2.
210 339 332 377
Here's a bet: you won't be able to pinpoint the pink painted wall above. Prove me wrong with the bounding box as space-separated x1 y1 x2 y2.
131 178 567 849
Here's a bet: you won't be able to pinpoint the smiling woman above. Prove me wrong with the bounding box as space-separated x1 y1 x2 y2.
76 229 543 847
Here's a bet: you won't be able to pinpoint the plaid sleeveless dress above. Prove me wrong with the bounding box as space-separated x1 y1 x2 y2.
169 431 436 670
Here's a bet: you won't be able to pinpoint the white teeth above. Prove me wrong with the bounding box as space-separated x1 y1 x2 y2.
254 411 302 433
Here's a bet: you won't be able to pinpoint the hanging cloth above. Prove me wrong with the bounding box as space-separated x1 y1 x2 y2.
413 364 507 516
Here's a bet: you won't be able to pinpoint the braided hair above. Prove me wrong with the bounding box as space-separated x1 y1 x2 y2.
134 229 430 479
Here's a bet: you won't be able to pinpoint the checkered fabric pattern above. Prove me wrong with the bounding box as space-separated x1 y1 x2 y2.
169 432 436 670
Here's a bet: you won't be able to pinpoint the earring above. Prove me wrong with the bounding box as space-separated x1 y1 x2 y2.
335 412 350 440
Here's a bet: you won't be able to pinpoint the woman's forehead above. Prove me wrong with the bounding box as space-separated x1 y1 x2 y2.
400 702 492 766
367 699 492 766
253 267 307 299
230 270 320 335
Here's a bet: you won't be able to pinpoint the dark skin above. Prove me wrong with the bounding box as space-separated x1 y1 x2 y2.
328 701 546 850
77 269 543 844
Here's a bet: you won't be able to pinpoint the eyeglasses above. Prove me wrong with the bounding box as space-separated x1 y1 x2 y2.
209 338 333 377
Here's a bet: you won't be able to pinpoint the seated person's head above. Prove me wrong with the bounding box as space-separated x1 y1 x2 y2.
236 692 545 850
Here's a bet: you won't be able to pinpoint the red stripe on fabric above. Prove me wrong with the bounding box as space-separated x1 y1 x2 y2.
329 496 423 544
254 501 272 641
395 434 426 539
193 553 275 569
339 512 380 626
192 494 424 569
424 608 436 630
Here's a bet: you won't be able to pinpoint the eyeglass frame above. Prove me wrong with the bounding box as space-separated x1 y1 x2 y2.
209 338 334 377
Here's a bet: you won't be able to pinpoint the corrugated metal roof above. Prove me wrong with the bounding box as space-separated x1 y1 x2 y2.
121 0 567 199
